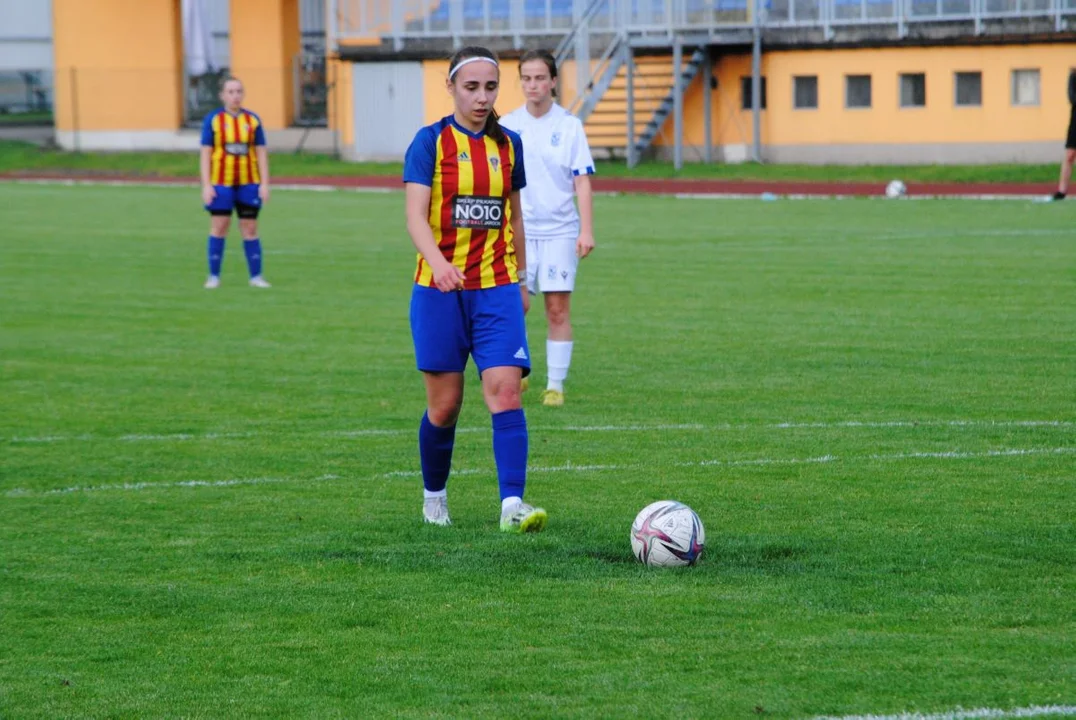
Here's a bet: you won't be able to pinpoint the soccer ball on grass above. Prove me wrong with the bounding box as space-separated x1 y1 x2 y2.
630 500 705 567
885 179 907 198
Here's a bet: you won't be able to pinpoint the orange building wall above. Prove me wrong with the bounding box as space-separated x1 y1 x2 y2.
231 0 301 130
421 58 583 123
660 43 1073 149
52 0 184 132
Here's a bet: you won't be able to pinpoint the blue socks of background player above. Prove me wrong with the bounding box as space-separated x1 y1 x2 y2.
207 236 225 276
492 408 528 501
243 238 263 278
419 411 456 494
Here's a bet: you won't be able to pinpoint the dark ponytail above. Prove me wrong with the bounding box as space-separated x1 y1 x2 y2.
484 107 506 146
448 45 507 146
518 49 558 99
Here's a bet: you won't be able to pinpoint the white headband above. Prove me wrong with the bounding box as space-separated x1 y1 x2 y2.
449 56 499 80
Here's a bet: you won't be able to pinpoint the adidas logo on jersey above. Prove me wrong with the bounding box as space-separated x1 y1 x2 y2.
458 151 470 162
514 347 528 360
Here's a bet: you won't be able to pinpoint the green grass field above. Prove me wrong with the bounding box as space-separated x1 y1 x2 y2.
1 182 1074 719
0 138 1061 184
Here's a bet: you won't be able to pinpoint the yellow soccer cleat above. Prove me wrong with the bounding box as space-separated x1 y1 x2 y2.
520 376 529 393
500 502 548 533
540 389 564 407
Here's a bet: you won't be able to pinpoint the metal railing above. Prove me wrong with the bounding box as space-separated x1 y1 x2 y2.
333 0 1075 47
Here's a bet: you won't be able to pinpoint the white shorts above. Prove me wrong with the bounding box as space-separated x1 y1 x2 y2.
525 236 578 295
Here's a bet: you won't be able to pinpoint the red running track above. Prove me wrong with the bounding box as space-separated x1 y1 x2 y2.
2 171 1055 197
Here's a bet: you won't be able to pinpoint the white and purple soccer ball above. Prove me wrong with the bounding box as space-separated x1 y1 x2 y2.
630 500 705 568
885 179 907 198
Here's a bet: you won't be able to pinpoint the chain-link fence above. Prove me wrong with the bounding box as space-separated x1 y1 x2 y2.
0 69 54 126
4 58 329 143
182 56 329 128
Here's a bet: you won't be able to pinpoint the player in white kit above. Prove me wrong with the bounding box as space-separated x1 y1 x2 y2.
500 49 596 407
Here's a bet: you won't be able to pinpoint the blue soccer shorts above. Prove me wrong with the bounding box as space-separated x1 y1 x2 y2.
205 184 261 219
410 283 531 378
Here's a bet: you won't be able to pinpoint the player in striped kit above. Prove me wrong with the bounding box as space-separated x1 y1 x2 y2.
199 77 271 289
403 46 546 533
501 50 596 407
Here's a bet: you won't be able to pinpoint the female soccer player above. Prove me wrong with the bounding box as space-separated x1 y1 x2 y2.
403 46 546 533
500 49 596 407
200 77 271 289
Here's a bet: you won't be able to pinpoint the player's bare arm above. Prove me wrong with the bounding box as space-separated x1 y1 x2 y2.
509 191 530 315
574 173 595 259
405 182 465 292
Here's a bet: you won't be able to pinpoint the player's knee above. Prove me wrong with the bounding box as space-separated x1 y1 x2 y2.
485 380 522 412
427 401 462 427
546 303 570 329
1066 149 1076 163
239 220 259 239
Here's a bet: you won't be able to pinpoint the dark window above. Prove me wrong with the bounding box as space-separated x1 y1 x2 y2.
954 72 982 107
741 76 768 110
900 73 926 108
846 74 872 109
793 75 818 109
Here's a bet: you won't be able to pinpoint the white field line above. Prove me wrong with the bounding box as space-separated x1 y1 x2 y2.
5 178 1046 201
5 178 392 194
6 446 1072 498
5 419 1073 446
378 446 1076 479
811 703 1076 720
3 474 342 497
5 447 1072 498
670 192 1041 201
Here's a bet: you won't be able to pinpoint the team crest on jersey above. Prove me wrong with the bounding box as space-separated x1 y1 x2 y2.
550 132 561 147
490 156 499 172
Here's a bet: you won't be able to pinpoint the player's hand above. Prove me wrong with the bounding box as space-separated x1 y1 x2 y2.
520 283 530 314
432 260 465 292
259 185 270 203
201 184 216 205
576 232 595 259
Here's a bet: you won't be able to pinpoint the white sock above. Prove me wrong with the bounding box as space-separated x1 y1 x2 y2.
424 488 447 500
501 496 522 514
546 339 573 392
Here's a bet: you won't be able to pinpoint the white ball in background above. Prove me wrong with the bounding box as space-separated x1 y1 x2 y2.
885 179 907 199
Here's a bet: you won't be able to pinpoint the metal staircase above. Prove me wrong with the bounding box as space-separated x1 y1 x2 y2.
562 41 708 164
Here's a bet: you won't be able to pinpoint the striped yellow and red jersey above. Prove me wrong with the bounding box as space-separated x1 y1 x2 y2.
403 115 527 290
201 108 266 186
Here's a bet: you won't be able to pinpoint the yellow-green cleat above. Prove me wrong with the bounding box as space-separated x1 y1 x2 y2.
540 389 564 407
500 502 547 533
520 376 530 393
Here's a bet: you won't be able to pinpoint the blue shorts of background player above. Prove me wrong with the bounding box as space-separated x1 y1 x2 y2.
410 284 531 378
205 183 262 219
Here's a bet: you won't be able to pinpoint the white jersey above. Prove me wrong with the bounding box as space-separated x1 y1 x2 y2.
500 103 595 240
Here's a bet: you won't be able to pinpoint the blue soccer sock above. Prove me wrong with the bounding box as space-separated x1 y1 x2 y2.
243 238 263 278
419 412 456 493
492 408 528 501
207 236 225 276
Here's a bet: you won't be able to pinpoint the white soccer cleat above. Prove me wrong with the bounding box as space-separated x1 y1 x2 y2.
500 501 547 533
204 275 220 289
423 496 451 526
248 276 271 288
